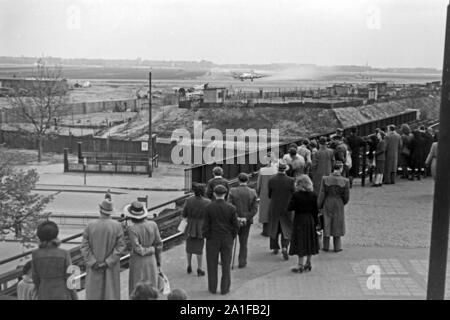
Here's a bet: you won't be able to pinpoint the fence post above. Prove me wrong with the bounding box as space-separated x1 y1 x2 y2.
77 142 82 164
361 143 367 187
63 148 69 173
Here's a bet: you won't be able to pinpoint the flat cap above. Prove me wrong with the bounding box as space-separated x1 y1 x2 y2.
213 184 228 195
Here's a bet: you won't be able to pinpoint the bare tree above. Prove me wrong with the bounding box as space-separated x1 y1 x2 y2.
7 60 68 162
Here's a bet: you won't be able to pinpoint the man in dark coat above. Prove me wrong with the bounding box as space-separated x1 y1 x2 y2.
203 185 239 295
206 167 230 200
345 127 364 187
268 162 295 260
228 173 259 268
409 130 426 180
81 199 125 300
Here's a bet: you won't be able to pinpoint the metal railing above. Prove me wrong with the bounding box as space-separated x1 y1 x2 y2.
0 192 193 297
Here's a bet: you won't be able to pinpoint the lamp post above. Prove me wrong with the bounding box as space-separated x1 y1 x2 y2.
426 1 450 300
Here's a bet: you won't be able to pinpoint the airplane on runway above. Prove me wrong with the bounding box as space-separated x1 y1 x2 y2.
231 71 268 81
172 83 209 93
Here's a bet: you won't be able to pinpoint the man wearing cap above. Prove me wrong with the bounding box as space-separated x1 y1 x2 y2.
228 173 259 268
317 162 350 252
203 184 239 295
206 166 230 201
81 199 126 300
267 161 295 260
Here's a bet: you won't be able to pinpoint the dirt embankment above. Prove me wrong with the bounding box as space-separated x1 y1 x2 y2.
101 96 440 141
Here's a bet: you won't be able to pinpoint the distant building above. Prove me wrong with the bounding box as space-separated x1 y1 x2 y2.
332 84 353 96
369 82 387 95
368 88 378 101
0 78 69 96
203 87 227 104
426 81 441 91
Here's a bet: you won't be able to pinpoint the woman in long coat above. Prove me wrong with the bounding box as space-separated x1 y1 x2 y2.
317 163 350 252
126 201 163 295
32 221 78 300
288 175 319 273
256 155 278 236
183 183 210 276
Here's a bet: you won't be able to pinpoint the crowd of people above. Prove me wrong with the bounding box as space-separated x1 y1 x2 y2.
184 123 438 293
16 122 438 299
184 157 349 294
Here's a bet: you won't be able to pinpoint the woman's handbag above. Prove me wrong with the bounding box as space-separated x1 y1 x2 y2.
401 146 410 157
345 151 352 170
157 269 171 295
177 218 188 233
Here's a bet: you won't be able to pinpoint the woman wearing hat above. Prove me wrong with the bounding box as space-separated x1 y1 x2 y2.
31 221 78 300
125 201 163 296
182 183 210 276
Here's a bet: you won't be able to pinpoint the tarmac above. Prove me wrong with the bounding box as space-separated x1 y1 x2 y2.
76 177 450 300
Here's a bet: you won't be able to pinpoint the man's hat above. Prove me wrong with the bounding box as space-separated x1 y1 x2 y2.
278 161 287 171
213 184 228 195
99 199 114 215
124 201 149 220
238 172 249 182
334 161 344 170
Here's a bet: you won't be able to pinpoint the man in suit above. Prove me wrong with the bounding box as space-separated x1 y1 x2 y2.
206 167 230 200
203 185 239 295
268 162 295 260
228 173 259 268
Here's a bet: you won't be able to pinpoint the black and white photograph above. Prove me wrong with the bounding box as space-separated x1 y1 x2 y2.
1 0 450 306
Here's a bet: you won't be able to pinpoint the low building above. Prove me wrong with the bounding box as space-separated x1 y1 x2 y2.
0 77 69 96
332 84 353 96
368 88 378 101
369 82 387 95
203 87 227 104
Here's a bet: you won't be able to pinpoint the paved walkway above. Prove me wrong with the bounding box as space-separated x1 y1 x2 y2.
77 177 450 300
17 162 186 191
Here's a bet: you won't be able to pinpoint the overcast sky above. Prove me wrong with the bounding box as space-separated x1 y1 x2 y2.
0 0 448 68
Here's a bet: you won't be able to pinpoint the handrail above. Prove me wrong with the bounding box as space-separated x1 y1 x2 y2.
0 232 85 266
0 193 193 266
72 231 184 282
